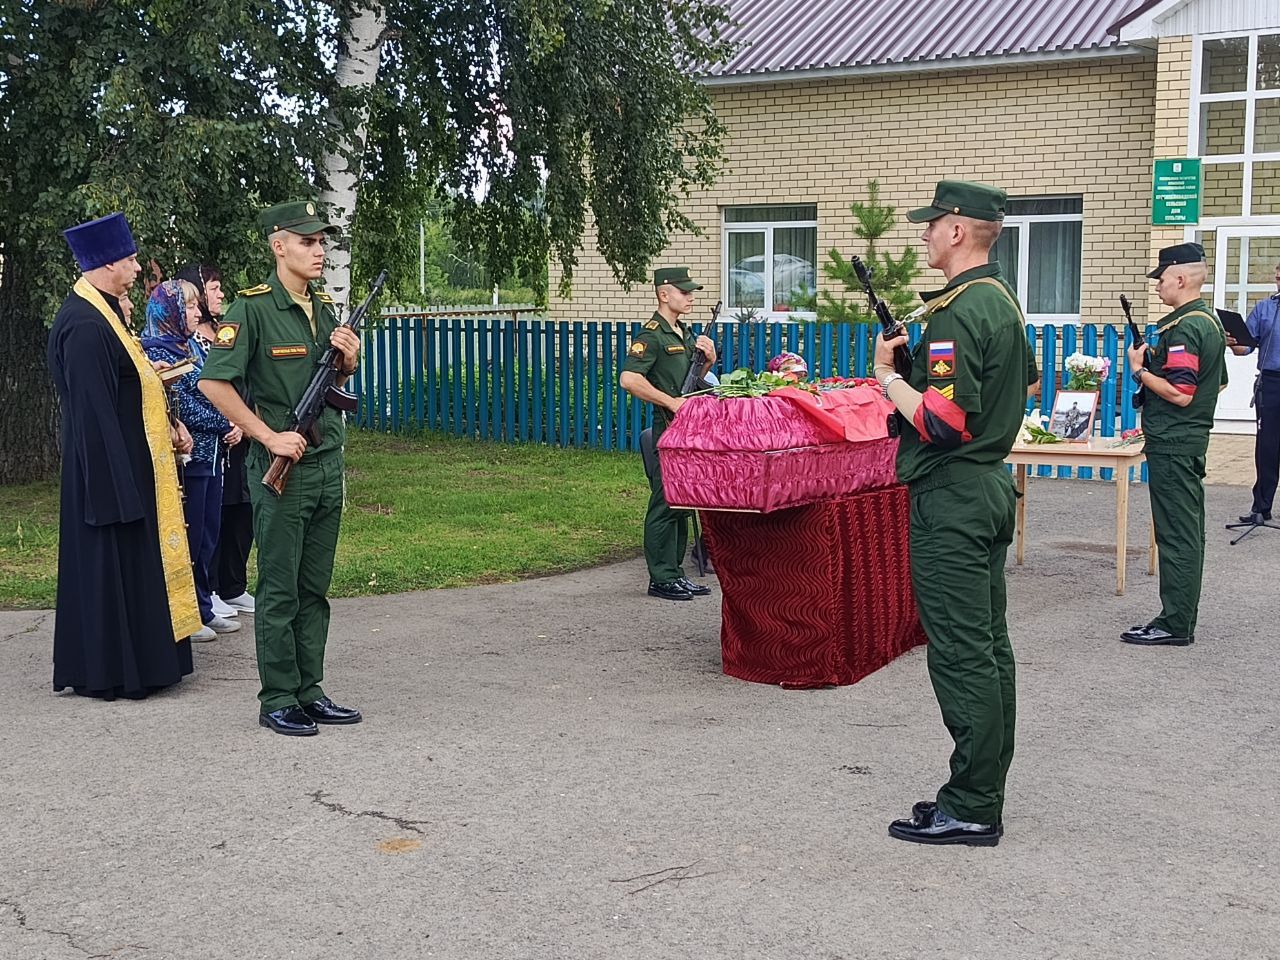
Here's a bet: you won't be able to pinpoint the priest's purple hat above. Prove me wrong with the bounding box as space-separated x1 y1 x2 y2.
63 212 137 271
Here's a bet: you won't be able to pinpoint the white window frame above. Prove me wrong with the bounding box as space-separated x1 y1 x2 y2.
1189 29 1280 224
721 207 818 321
996 199 1083 327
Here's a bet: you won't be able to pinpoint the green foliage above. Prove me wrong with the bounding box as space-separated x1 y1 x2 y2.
800 181 922 325
0 0 734 480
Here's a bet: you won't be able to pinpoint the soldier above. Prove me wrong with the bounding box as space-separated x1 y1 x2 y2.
619 266 717 601
1228 259 1280 524
199 200 362 736
873 181 1028 846
1122 243 1227 646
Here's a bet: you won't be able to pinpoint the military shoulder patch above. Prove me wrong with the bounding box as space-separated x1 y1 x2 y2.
212 322 240 349
238 283 271 297
315 291 334 304
935 382 956 401
642 320 660 330
928 340 956 378
628 341 647 358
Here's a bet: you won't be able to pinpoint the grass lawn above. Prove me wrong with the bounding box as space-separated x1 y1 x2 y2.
0 431 647 609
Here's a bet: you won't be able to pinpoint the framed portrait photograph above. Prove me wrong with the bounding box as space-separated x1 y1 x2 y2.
1049 390 1099 442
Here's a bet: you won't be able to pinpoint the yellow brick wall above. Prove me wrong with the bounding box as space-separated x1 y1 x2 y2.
1149 36 1193 320
551 55 1161 330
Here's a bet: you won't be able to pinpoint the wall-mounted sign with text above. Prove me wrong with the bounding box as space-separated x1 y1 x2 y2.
1152 158 1201 226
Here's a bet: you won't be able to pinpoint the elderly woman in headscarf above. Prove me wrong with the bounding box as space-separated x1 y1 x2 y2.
176 264 254 618
141 279 241 641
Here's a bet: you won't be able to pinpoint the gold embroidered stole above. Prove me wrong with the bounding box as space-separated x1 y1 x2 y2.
73 278 202 642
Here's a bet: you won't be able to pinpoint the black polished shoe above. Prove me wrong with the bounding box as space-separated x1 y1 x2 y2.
1120 625 1193 646
911 800 1004 837
259 705 319 736
648 580 693 601
889 804 999 846
301 696 363 725
1238 511 1272 523
677 577 711 597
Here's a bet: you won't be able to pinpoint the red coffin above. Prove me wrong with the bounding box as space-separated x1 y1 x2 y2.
703 485 927 687
658 385 899 513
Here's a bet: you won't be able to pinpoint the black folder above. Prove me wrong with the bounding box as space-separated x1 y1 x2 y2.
1217 308 1258 349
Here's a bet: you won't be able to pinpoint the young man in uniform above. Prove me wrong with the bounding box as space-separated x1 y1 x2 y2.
1228 259 1280 524
619 267 717 601
199 201 363 736
873 181 1028 846
1122 243 1227 647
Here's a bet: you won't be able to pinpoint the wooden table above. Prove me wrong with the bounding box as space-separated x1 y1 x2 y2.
1006 440 1154 596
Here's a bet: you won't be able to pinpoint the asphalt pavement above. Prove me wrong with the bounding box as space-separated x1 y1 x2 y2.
1 479 1276 960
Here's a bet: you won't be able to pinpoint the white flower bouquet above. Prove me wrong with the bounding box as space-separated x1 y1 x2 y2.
1064 352 1111 391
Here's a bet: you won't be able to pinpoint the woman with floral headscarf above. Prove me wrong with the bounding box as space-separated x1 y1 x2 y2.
177 264 254 619
141 279 241 642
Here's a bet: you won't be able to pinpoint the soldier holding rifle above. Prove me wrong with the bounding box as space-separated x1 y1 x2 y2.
619 267 718 602
199 201 363 736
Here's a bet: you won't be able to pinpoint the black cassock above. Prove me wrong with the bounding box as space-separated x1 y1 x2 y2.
47 289 194 699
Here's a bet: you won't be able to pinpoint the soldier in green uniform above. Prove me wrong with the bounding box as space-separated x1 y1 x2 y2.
199 201 363 736
873 181 1028 846
619 267 718 601
1122 243 1227 646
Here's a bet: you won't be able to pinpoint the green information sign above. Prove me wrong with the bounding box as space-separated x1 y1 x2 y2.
1152 158 1202 225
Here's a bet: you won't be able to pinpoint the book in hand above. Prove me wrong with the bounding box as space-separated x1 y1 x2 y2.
156 358 196 385
1217 308 1258 350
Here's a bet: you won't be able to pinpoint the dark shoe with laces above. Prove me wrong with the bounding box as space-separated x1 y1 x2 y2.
648 580 693 601
259 705 319 736
1120 625 1192 646
302 696 363 725
889 803 999 846
677 577 711 596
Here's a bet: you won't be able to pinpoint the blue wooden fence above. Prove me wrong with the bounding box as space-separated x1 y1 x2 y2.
355 309 1159 481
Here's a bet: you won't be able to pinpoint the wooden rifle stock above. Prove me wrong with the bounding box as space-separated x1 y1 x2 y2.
261 269 387 497
852 256 912 378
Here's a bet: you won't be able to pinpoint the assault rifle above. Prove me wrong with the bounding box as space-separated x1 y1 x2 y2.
681 299 722 395
1120 294 1146 408
851 256 912 378
262 270 388 496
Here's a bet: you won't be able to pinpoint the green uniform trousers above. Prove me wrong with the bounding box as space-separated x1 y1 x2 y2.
248 450 343 712
1146 452 1207 639
642 420 689 583
909 467 1017 825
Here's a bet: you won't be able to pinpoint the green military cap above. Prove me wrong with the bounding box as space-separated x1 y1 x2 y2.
907 180 1007 223
653 266 703 292
1147 242 1206 279
258 200 339 237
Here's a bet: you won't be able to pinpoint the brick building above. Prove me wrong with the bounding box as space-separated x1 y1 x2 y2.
549 0 1280 432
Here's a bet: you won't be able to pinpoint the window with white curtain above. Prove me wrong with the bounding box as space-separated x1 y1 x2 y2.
989 197 1083 326
722 205 818 319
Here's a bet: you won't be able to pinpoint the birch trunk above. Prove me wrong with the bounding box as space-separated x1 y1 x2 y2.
319 2 386 311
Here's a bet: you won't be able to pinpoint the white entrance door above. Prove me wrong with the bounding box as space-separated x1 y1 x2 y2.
1212 226 1280 433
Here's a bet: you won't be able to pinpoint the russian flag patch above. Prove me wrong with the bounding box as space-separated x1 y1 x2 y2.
929 340 956 378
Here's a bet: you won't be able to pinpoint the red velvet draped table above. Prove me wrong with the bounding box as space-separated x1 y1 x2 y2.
700 485 927 688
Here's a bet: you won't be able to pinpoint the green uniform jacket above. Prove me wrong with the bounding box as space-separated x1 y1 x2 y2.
621 312 697 435
199 272 344 462
1142 298 1228 456
896 263 1028 488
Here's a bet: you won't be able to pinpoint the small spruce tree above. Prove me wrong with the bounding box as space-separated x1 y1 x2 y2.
797 180 921 325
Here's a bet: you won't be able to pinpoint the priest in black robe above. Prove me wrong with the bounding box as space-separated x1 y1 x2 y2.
48 212 201 699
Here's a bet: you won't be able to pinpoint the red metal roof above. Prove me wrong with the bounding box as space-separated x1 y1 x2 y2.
707 0 1146 78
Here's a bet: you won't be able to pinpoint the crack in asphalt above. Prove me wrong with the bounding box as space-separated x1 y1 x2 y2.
0 896 147 958
308 789 430 836
1 612 51 644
